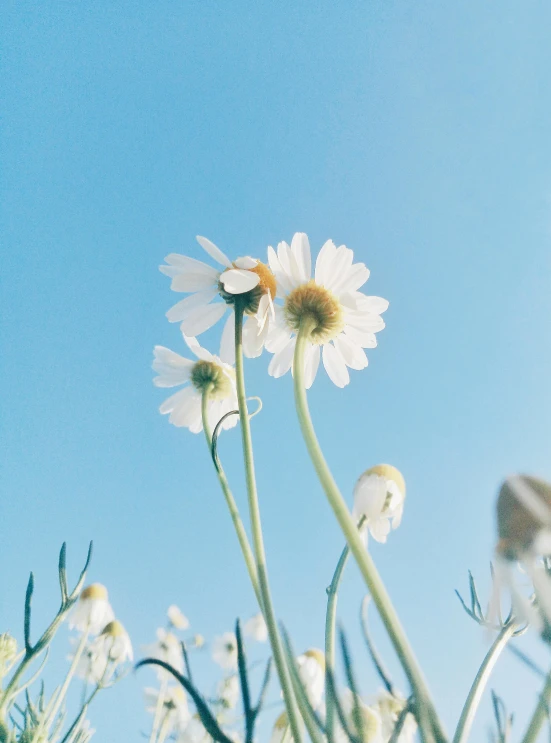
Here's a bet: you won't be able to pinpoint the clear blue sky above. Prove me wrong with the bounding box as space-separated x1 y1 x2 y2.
2 1 551 740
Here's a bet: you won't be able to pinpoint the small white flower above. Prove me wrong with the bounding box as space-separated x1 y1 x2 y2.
212 632 238 670
266 232 388 388
243 613 268 642
160 237 277 363
353 465 406 545
177 717 209 743
331 689 383 743
153 335 238 434
142 628 184 678
168 605 190 630
217 674 240 709
144 685 190 734
270 712 290 743
76 620 133 684
374 690 416 743
69 584 115 635
297 648 325 710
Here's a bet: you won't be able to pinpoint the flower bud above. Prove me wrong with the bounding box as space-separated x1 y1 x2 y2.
0 633 17 678
353 464 406 544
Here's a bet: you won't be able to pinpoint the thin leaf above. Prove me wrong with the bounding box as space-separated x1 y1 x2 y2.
58 543 68 605
24 573 34 654
235 620 254 743
253 658 272 717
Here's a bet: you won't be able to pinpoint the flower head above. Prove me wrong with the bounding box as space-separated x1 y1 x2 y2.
266 233 388 387
374 690 416 743
0 634 17 679
333 690 383 743
142 628 184 678
144 685 190 735
168 605 190 631
160 237 277 364
243 613 268 642
153 335 238 434
212 632 238 670
76 620 133 684
297 648 325 710
69 583 115 635
270 712 290 743
353 465 406 544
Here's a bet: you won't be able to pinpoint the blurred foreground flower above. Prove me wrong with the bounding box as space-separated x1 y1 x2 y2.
243 613 268 642
168 605 190 630
144 684 191 736
266 233 387 387
69 583 115 634
212 632 238 670
353 465 406 544
297 648 325 710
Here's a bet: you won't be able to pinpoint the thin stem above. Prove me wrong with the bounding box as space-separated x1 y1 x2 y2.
293 321 446 743
324 517 365 742
150 677 169 743
201 388 262 609
234 301 303 743
521 669 551 743
452 622 516 743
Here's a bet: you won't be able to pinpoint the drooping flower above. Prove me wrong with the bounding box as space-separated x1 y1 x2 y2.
153 335 238 434
352 465 406 545
492 474 551 634
217 674 240 710
266 233 387 387
160 236 277 364
69 584 115 635
333 689 383 743
168 605 190 630
374 690 416 743
144 685 191 735
142 628 184 677
212 632 238 670
270 712 290 743
297 648 325 710
243 613 268 642
76 620 133 684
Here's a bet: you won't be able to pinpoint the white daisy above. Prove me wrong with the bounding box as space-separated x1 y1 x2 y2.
153 335 238 434
160 236 277 364
270 712 290 743
211 632 238 671
142 628 184 677
296 648 325 710
266 232 388 388
374 690 416 743
144 685 191 734
352 465 406 545
243 613 268 642
217 674 240 710
76 621 133 684
168 605 190 630
69 584 115 635
332 689 383 743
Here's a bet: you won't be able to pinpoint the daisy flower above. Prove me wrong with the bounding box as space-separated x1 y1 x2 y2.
142 628 184 676
243 613 268 642
296 648 325 710
352 465 406 545
374 690 417 743
76 621 133 684
153 335 238 434
144 685 191 735
266 232 388 387
160 236 277 364
211 632 238 670
492 474 551 634
69 584 115 635
167 605 190 630
333 689 383 743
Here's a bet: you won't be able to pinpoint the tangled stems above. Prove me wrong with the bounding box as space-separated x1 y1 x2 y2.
233 300 303 743
200 389 262 608
452 622 516 743
293 319 446 743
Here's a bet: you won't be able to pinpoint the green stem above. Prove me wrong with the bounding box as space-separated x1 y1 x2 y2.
234 301 303 743
324 518 365 742
452 623 516 743
201 388 262 609
293 321 446 743
521 668 551 743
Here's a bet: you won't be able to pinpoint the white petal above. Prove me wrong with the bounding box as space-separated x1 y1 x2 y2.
181 303 227 337
243 315 269 358
345 309 385 333
219 311 236 365
219 269 260 294
334 262 370 294
322 343 350 387
268 337 296 378
314 240 337 286
333 334 368 370
267 245 293 296
152 346 194 387
277 241 302 288
166 288 218 323
369 517 391 543
323 245 353 293
256 293 270 332
160 386 198 427
196 236 232 268
171 270 219 293
234 256 258 269
183 335 214 361
290 232 311 283
265 310 292 353
303 343 320 389
343 326 378 348
354 295 389 314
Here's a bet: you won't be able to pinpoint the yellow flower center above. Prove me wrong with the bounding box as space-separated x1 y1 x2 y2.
190 360 233 399
284 280 344 343
81 583 108 601
303 648 325 671
101 620 126 637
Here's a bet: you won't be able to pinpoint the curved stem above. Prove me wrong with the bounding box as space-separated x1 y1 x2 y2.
201 388 262 608
293 321 446 743
521 669 551 743
452 623 516 743
234 301 303 743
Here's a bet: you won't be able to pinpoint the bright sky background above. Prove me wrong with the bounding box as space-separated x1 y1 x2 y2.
2 2 551 741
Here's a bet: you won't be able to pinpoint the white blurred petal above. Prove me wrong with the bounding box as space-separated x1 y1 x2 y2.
166 288 218 323
181 303 227 336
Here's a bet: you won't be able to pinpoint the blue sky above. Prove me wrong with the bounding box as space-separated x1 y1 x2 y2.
2 1 551 740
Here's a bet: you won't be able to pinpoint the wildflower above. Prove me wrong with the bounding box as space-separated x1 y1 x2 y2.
212 632 238 670
177 716 209 743
192 634 205 649
69 583 115 635
333 689 383 743
76 621 133 683
217 674 240 709
144 685 190 734
493 475 551 633
375 690 416 743
270 712 290 743
297 648 325 710
142 628 184 677
352 465 406 544
0 633 17 678
266 233 387 387
160 236 277 363
168 605 190 630
153 335 238 433
243 613 268 642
